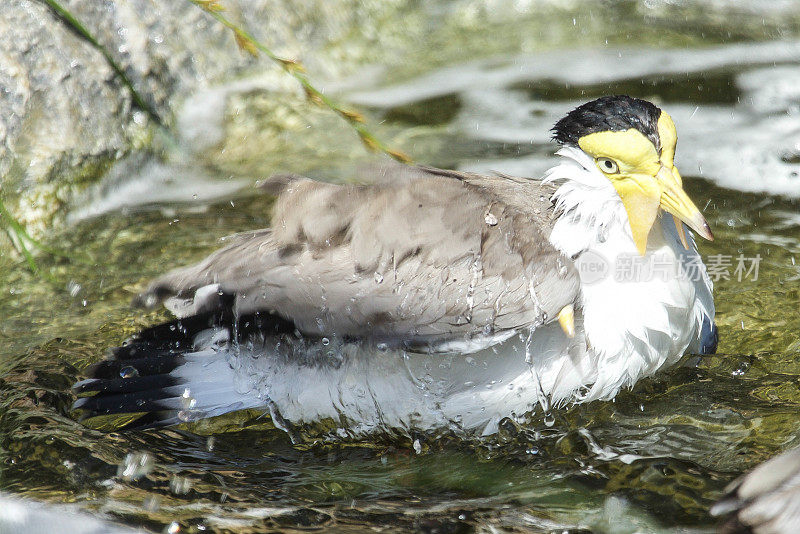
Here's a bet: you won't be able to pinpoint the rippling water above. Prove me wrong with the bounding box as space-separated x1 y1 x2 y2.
2 1 800 532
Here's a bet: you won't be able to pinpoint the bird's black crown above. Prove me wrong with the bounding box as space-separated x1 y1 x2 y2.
552 95 663 151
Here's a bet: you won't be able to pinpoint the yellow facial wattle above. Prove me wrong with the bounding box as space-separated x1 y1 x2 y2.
576 112 713 255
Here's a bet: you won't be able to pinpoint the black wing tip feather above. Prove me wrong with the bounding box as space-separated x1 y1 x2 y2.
72 309 299 430
81 354 186 381
72 373 182 396
73 387 178 416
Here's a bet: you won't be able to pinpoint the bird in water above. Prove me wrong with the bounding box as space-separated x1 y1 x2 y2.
711 446 800 533
73 95 718 438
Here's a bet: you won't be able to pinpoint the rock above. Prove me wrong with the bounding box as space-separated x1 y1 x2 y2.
0 0 411 236
0 0 234 234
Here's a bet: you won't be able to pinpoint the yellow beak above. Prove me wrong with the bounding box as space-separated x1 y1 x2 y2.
615 165 713 255
656 165 714 248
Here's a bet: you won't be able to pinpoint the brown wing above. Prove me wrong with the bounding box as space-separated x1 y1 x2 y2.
712 447 800 534
136 165 579 347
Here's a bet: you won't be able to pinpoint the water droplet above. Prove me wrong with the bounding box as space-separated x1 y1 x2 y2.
143 495 160 512
484 212 498 226
118 452 154 480
166 521 180 534
180 388 196 409
413 439 422 454
321 337 330 346
732 361 750 376
170 475 192 495
544 413 555 427
376 342 388 352
66 281 82 297
373 271 384 284
178 410 200 423
119 366 139 379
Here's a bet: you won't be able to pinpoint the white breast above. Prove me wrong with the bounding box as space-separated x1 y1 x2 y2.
543 147 714 405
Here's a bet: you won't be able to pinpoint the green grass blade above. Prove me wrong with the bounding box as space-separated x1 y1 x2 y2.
187 0 411 163
40 0 163 125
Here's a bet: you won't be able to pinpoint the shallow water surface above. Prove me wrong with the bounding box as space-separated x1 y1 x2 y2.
2 1 800 532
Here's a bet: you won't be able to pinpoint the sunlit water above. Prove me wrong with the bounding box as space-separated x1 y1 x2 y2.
2 1 800 532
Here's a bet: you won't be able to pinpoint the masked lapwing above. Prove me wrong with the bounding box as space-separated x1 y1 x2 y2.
73 95 717 437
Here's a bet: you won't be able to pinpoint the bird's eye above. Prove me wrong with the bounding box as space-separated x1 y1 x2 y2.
596 157 619 174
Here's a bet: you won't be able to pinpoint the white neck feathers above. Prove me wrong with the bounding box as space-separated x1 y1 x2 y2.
539 146 714 404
